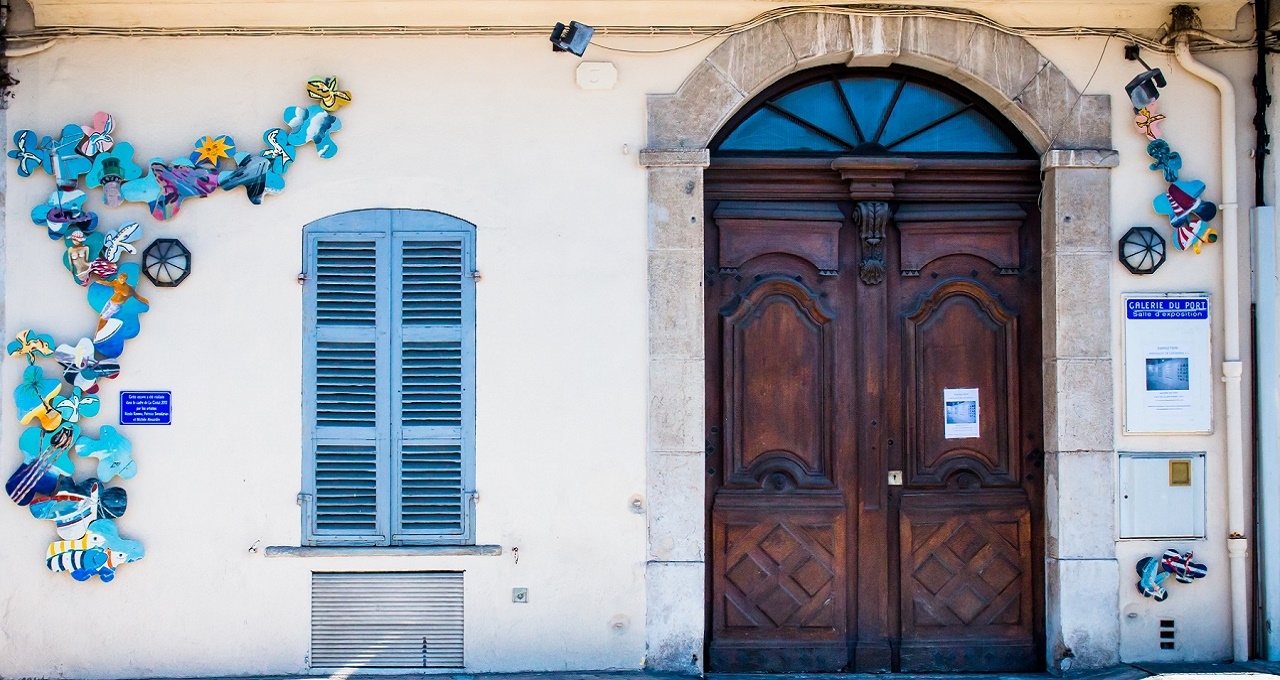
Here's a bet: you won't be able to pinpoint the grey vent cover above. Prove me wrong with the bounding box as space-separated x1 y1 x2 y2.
311 572 464 668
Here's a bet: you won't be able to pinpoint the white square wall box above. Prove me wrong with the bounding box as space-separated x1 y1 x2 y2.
1118 452 1206 539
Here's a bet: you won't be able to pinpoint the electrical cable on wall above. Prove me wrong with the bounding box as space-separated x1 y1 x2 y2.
3 3 1263 55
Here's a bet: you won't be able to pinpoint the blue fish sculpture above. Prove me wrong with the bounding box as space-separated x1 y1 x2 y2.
46 518 143 582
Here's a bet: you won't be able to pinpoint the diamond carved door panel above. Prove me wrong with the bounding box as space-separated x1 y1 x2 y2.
711 497 848 672
899 491 1035 671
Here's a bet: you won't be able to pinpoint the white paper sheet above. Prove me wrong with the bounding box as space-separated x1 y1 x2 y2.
943 387 980 439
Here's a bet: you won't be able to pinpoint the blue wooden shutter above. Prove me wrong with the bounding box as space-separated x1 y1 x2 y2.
391 225 475 542
303 224 391 545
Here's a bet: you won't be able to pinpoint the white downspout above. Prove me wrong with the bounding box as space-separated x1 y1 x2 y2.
1174 36 1249 662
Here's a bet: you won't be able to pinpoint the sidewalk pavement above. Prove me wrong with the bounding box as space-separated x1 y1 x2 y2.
55 661 1280 680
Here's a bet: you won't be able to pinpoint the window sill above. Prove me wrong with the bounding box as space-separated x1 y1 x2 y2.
263 544 502 557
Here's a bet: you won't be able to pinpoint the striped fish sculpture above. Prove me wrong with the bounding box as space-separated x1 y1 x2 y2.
46 518 143 582
47 547 116 581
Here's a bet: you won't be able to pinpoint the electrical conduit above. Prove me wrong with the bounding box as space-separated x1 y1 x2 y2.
1174 35 1248 662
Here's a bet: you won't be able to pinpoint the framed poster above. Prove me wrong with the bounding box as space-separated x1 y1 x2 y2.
1123 294 1212 433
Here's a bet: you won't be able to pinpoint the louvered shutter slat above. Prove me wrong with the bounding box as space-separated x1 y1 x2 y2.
305 233 389 543
393 235 472 540
401 443 464 531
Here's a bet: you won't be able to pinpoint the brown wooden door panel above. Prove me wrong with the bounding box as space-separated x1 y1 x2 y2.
903 279 1021 487
722 277 837 489
714 201 845 275
898 490 1036 671
710 495 849 672
894 203 1027 276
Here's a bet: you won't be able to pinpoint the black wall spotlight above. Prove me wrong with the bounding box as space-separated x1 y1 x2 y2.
1123 45 1167 110
551 21 594 56
1118 226 1167 275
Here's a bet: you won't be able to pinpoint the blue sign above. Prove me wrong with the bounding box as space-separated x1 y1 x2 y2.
1126 297 1209 320
120 391 171 425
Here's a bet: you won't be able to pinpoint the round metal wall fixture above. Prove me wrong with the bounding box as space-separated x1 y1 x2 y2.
141 238 191 287
1118 226 1166 275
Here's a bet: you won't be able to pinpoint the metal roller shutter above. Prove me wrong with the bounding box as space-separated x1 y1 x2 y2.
311 572 464 668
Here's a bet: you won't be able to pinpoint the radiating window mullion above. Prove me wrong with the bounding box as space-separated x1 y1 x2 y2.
830 76 866 145
870 77 908 145
883 102 976 151
712 70 1028 155
762 102 854 151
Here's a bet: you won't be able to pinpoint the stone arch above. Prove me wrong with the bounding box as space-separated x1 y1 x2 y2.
640 10 1120 676
646 13 1111 152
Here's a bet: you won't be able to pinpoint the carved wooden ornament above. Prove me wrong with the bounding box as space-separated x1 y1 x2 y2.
853 201 889 285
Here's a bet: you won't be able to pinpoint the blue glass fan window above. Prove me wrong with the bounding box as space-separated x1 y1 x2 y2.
716 72 1021 155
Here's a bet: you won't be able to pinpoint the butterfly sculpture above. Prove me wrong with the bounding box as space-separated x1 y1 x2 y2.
306 76 352 112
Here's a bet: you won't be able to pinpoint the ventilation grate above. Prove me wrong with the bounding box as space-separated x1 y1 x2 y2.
311 572 464 668
1159 619 1176 650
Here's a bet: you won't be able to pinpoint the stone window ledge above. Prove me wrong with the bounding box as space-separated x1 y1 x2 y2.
264 544 502 557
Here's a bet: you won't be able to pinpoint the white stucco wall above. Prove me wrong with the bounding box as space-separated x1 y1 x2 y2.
0 20 1259 679
1034 41 1255 664
0 35 714 677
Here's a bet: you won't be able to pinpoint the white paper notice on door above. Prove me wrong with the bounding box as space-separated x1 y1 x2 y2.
943 388 980 439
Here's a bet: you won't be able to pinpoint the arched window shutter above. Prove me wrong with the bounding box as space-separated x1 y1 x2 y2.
303 210 475 546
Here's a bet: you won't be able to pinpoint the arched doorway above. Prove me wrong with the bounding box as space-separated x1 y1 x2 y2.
703 65 1044 673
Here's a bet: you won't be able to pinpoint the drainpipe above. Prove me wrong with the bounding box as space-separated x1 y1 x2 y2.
1174 35 1249 662
1256 204 1278 659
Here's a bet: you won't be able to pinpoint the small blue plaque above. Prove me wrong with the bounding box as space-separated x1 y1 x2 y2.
120 391 171 425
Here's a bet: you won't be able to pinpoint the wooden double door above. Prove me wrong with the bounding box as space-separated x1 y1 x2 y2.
704 158 1045 673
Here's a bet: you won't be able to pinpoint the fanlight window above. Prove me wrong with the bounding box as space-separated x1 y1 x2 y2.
715 71 1024 155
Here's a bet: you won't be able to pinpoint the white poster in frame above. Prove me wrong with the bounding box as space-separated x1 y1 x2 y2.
1123 293 1212 434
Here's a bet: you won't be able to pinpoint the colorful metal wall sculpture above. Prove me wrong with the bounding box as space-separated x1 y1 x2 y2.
1126 61 1220 255
5 77 352 581
1136 548 1209 601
